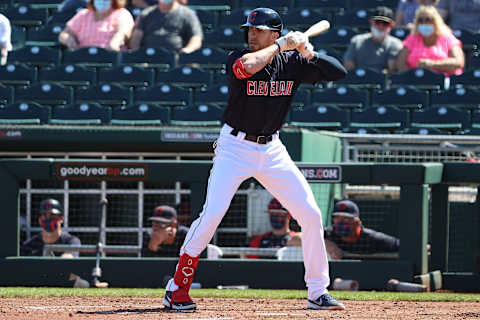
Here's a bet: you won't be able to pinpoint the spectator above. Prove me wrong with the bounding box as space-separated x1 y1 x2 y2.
21 198 81 257
0 13 11 65
395 0 439 29
395 5 464 75
142 205 189 257
248 199 301 257
58 0 134 51
436 0 480 34
343 6 403 73
129 0 203 53
324 200 400 259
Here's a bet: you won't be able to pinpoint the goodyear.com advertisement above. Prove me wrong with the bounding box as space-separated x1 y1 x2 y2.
56 163 148 181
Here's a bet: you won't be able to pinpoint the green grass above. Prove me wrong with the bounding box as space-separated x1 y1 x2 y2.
0 287 479 302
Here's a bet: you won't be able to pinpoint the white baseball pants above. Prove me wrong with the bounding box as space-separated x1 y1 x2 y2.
180 123 330 300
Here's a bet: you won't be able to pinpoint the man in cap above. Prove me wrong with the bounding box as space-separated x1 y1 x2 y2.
21 198 81 257
343 6 403 73
142 205 189 257
324 200 400 259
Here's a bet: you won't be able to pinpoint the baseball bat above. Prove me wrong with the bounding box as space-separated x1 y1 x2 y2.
304 20 330 38
92 198 109 288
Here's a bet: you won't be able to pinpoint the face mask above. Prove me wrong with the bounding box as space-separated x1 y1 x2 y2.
370 26 388 40
41 217 61 232
270 215 287 230
161 0 173 3
94 0 110 12
418 24 434 37
334 221 352 238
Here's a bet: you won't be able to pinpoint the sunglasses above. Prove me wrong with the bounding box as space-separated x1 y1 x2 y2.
417 17 433 23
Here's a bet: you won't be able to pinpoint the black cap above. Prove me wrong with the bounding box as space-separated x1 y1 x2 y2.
149 205 177 223
370 6 394 23
332 200 360 219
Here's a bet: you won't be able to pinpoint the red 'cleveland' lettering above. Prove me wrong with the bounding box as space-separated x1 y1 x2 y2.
246 80 294 96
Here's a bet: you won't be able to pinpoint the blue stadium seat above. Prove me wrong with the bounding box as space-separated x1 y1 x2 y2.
471 110 480 129
135 83 190 106
11 26 26 50
63 47 119 68
400 127 447 135
430 87 480 108
282 8 331 31
410 106 469 133
335 9 372 29
450 69 480 89
0 84 13 105
240 0 292 12
350 105 409 131
391 27 411 41
295 0 347 13
15 83 72 106
47 8 77 24
203 27 246 50
0 102 50 124
312 27 357 49
38 64 96 87
156 66 212 89
120 47 175 70
343 127 388 134
195 9 217 31
289 104 348 129
171 103 223 126
219 9 251 27
98 65 154 88
178 47 228 71
335 68 386 90
469 52 480 69
50 102 111 125
312 86 369 108
452 29 480 50
390 68 445 90
372 86 428 109
194 84 228 106
111 103 169 125
349 0 398 10
26 23 63 47
16 0 64 9
3 5 48 27
0 63 36 86
8 46 60 66
75 83 132 107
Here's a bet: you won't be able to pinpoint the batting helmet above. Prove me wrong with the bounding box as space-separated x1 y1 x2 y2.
268 198 288 214
39 198 62 215
241 8 283 34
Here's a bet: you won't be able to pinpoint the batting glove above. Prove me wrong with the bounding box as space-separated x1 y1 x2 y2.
297 41 315 59
275 31 308 52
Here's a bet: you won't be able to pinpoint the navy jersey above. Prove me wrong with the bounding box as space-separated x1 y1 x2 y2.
142 225 189 257
223 50 347 136
20 232 81 257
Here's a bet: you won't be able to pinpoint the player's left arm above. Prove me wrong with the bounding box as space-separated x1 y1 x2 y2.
296 51 347 83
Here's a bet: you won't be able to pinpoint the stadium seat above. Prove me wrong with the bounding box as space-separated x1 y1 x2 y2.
282 8 331 31
111 103 169 125
239 0 292 12
312 86 369 109
430 87 480 108
195 9 217 31
410 106 469 133
171 103 223 126
391 27 411 41
343 127 389 134
203 27 246 50
289 104 348 129
63 47 119 68
450 69 480 89
0 84 13 105
25 23 63 47
156 66 212 89
134 83 190 106
295 0 347 13
213 69 227 85
400 127 447 135
194 84 229 106
471 110 480 128
187 0 232 10
350 105 409 131
38 64 96 87
120 47 175 70
390 68 445 90
98 65 154 88
349 0 398 10
372 86 428 109
452 29 480 50
0 63 36 86
178 47 228 71
311 27 357 49
469 52 480 69
47 8 77 24
335 68 386 90
0 102 50 124
11 26 26 50
8 46 61 66
219 8 251 27
15 82 72 106
292 88 310 107
3 5 48 27
16 0 64 9
335 9 372 29
75 83 132 107
50 102 111 125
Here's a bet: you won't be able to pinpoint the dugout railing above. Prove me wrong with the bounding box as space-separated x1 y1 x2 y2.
0 159 440 289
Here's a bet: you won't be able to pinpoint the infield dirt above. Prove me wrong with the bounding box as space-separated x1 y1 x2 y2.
1 297 480 319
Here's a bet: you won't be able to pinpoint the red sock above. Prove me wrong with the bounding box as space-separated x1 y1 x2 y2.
173 253 199 292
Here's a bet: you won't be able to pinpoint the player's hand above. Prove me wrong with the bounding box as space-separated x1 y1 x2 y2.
297 41 315 60
275 31 308 52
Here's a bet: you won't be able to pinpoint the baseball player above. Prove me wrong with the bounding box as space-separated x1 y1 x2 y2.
163 7 347 311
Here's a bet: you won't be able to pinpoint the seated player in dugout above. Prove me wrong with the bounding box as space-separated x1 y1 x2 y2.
21 198 81 257
324 200 400 259
142 205 189 257
248 198 301 258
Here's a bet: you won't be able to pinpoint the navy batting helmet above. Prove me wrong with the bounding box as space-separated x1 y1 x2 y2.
40 198 62 215
241 8 283 34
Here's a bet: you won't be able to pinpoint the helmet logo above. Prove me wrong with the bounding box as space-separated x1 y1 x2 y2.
249 11 257 23
338 202 347 210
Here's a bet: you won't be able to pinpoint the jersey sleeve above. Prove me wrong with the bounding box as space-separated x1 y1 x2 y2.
65 234 81 257
343 35 358 62
289 51 347 84
227 50 248 81
66 9 87 35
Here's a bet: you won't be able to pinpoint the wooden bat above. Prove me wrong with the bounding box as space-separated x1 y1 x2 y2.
304 20 330 38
